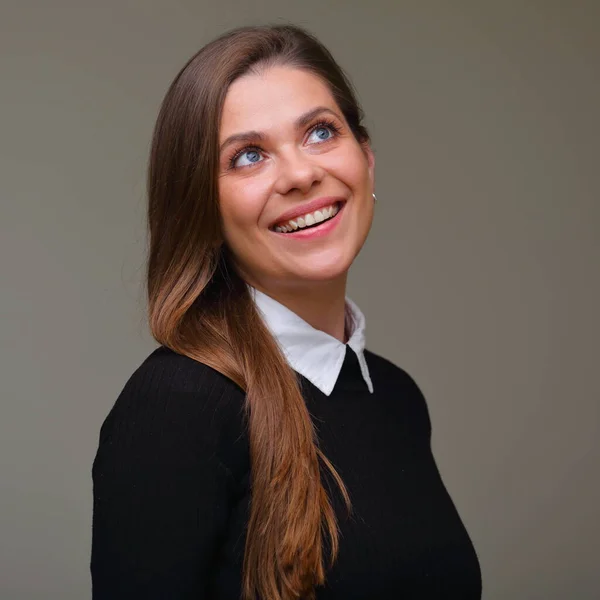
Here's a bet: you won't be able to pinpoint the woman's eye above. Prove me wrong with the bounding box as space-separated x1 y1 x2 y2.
230 124 336 169
234 149 263 168
307 126 333 144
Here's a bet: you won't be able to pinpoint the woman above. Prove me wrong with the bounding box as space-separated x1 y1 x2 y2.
91 24 481 600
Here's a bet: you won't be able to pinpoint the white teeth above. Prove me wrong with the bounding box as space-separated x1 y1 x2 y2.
273 202 342 233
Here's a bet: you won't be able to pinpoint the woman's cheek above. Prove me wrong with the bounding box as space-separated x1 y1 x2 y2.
329 149 367 187
224 186 265 230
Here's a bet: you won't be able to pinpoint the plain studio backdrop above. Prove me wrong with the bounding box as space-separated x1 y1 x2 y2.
1 1 598 598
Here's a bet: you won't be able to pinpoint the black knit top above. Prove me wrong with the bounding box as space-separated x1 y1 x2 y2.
91 345 482 599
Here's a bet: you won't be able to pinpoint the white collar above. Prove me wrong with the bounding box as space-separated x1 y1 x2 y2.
247 284 374 396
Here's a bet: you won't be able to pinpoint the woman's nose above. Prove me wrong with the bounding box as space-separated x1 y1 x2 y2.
273 148 325 196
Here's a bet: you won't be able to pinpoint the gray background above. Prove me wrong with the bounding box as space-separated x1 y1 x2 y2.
1 1 599 598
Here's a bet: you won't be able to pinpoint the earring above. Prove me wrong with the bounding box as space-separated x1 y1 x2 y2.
372 193 377 202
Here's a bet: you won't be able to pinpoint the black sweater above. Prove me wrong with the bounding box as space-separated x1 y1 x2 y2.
91 345 481 599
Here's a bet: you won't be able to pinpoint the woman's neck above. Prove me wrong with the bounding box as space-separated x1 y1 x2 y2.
249 275 348 343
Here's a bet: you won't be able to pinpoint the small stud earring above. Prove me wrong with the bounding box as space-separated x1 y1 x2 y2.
372 193 377 202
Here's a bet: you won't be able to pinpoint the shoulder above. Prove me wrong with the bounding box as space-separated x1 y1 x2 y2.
364 348 426 397
96 345 248 478
107 345 247 424
127 344 245 396
364 348 432 433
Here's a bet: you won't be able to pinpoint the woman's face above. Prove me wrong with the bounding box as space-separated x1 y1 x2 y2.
218 65 375 292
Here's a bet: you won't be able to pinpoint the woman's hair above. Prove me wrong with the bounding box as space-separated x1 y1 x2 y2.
146 23 370 600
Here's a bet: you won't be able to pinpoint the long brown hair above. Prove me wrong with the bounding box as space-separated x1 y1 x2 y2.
146 23 371 599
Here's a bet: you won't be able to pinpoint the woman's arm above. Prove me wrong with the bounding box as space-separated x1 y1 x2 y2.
90 352 245 599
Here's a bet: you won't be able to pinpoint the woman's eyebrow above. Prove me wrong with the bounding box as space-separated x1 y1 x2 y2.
219 106 342 154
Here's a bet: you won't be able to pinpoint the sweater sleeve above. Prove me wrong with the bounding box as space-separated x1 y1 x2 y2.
90 350 247 599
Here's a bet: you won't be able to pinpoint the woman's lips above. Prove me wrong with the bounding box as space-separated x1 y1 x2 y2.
271 201 345 240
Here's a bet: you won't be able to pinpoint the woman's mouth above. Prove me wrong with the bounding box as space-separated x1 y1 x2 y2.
270 201 346 239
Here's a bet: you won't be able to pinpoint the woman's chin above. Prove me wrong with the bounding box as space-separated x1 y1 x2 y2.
283 253 354 283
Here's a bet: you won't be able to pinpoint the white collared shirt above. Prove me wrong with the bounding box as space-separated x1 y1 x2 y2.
247 284 374 396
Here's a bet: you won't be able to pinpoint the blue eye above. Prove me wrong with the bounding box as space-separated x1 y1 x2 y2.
227 119 341 170
308 126 333 143
234 149 263 168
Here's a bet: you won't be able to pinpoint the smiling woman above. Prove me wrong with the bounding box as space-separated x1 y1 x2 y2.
91 23 481 600
218 67 374 289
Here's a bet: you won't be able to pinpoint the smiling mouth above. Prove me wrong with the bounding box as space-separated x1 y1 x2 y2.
270 201 345 233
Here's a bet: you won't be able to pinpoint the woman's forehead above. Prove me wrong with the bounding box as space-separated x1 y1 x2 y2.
219 67 336 137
